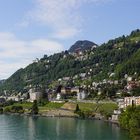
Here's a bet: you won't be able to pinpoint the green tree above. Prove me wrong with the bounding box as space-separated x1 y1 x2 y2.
119 106 140 140
0 108 3 114
11 106 24 113
31 100 39 115
3 107 11 113
74 104 80 113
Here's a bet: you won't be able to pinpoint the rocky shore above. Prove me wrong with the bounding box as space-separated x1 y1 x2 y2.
2 108 119 126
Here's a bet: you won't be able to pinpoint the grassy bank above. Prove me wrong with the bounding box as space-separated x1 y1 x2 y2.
59 102 118 119
3 102 65 113
74 102 118 118
2 101 117 119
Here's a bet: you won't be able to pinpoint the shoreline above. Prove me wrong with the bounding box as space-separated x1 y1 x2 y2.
1 112 119 126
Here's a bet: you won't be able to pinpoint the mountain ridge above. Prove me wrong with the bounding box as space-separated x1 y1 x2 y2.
68 40 97 53
0 29 140 95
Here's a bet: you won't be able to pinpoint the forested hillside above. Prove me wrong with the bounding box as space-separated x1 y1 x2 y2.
0 29 140 94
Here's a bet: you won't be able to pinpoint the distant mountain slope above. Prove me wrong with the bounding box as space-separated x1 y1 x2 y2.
116 48 140 78
69 40 97 53
0 29 140 94
0 80 5 85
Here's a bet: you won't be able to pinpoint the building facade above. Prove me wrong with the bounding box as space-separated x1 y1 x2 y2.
29 88 42 102
124 96 140 108
77 91 87 100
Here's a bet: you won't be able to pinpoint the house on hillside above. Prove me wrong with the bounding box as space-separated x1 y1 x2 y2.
111 110 121 121
0 98 6 103
125 81 139 91
61 87 71 94
117 99 125 109
29 87 42 102
56 93 61 100
61 87 80 95
60 87 80 99
62 77 70 81
77 90 88 100
75 48 83 56
71 87 80 94
79 73 86 78
7 96 20 102
124 96 140 108
47 89 56 101
127 76 133 82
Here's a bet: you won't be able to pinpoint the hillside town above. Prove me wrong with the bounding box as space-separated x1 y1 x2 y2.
0 0 140 139
0 67 140 122
1 43 140 115
0 30 139 140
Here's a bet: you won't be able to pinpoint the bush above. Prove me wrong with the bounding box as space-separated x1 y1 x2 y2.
38 99 49 106
11 106 24 113
3 107 11 113
78 111 85 119
119 106 140 140
99 110 112 119
0 108 3 114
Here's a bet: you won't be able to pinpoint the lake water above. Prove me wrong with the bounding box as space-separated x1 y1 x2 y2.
0 115 130 140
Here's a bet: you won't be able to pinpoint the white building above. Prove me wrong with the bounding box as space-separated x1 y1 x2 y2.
97 88 102 96
56 93 61 100
109 73 115 77
63 77 70 81
127 76 133 82
77 91 87 100
117 99 125 109
7 96 20 102
29 88 42 102
113 110 121 114
111 109 121 121
124 96 140 108
80 73 86 78
114 80 119 85
71 87 80 93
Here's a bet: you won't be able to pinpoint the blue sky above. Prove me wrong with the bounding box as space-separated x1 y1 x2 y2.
0 0 140 79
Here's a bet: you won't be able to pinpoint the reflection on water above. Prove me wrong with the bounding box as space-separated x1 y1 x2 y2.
56 118 60 137
76 120 85 140
0 115 130 140
28 116 36 140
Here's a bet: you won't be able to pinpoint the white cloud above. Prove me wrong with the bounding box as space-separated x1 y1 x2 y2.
28 0 82 39
52 28 81 39
24 0 112 39
0 32 64 79
0 60 30 80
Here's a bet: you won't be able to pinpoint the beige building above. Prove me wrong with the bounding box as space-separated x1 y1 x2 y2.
29 88 42 102
61 87 80 95
124 96 140 108
77 91 87 100
61 87 71 94
71 87 80 93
